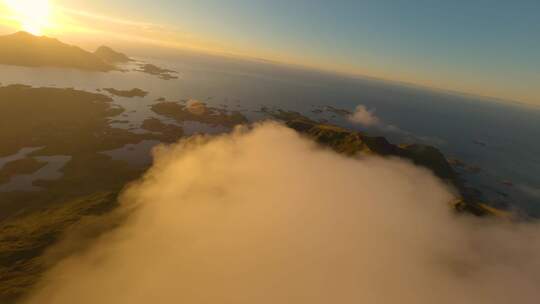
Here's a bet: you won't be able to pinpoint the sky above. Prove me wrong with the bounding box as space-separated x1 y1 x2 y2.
0 0 539 105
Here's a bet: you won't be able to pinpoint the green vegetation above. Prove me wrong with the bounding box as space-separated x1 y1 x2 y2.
0 84 152 157
284 117 502 217
0 192 121 303
0 84 159 220
286 119 456 180
0 138 143 302
0 84 158 302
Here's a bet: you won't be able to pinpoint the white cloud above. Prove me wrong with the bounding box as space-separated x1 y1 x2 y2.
348 104 381 126
22 123 540 304
348 104 445 145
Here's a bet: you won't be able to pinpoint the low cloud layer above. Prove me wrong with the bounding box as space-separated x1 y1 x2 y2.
22 123 540 304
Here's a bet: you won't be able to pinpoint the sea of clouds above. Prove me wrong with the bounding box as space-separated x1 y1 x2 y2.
21 122 540 304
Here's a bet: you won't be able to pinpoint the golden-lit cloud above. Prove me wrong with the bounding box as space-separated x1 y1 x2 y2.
21 123 540 303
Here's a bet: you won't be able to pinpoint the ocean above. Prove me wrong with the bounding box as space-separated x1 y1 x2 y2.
0 51 539 215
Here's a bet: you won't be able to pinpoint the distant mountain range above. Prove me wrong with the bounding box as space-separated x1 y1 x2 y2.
0 31 131 71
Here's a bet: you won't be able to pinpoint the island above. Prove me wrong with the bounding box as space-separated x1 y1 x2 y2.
0 84 156 156
151 101 248 128
0 158 47 184
136 63 179 80
103 88 149 98
141 118 184 142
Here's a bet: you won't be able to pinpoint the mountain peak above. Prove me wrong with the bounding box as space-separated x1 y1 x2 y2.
8 31 38 39
13 30 33 36
94 46 132 63
0 32 116 71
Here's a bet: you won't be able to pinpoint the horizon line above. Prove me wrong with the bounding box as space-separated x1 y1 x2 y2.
0 29 538 110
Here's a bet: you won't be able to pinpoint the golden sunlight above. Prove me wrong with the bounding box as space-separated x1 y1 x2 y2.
4 0 52 35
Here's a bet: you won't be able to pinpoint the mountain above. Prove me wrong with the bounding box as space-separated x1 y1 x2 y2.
0 32 115 71
94 46 132 64
286 118 456 181
281 117 504 217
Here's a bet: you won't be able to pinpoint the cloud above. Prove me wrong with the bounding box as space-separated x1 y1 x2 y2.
517 184 540 199
348 105 381 126
22 123 540 304
348 104 445 145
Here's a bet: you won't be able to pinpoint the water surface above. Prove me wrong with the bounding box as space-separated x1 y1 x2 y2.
1 54 538 214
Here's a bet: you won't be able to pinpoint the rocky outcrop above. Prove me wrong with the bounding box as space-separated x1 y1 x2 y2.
136 64 178 80
287 119 456 182
285 118 501 217
94 46 132 64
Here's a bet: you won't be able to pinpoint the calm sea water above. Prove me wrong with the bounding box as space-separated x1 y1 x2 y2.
0 52 539 215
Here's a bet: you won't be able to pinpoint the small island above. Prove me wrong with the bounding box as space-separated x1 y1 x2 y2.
136 63 179 80
0 158 47 184
141 118 184 142
151 101 248 128
103 88 149 98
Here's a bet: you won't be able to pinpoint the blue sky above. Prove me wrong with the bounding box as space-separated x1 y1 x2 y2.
5 0 540 104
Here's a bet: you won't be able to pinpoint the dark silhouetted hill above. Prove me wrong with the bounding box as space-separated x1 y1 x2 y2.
0 32 115 71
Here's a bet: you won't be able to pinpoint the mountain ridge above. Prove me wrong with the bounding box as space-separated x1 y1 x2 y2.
0 32 126 72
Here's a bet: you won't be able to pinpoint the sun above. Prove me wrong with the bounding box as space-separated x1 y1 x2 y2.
4 0 53 36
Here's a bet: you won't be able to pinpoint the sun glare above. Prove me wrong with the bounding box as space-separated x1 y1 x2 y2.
4 0 52 35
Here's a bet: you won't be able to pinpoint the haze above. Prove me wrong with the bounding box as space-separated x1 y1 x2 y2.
1 0 539 105
1 2 540 303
